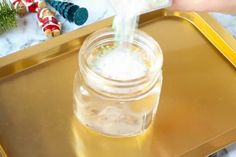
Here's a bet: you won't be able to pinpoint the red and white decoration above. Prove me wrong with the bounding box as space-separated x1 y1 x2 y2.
12 0 61 38
37 8 61 37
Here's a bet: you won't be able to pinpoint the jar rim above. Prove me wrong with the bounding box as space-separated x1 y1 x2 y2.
78 27 163 99
79 27 163 85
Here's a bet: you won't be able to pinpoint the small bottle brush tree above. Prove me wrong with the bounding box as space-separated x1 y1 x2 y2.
46 0 88 26
0 0 16 34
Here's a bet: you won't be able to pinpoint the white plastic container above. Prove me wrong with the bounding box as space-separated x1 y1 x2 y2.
109 0 172 16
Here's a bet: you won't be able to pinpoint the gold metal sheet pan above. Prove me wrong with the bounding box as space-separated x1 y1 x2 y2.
0 10 236 157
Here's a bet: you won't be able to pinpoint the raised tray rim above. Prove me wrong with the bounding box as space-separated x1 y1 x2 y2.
0 10 235 81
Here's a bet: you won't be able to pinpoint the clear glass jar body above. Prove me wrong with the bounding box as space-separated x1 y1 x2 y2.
74 28 163 137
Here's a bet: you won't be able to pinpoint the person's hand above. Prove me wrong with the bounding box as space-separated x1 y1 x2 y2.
170 0 236 12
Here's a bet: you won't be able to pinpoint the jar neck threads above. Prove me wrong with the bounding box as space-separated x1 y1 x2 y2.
79 28 163 100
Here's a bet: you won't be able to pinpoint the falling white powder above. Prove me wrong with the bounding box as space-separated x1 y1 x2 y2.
110 0 172 45
91 48 147 80
99 0 170 80
89 0 171 81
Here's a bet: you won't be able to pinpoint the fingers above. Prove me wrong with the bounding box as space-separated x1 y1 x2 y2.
169 0 236 12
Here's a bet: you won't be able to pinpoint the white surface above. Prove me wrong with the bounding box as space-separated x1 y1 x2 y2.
0 0 114 57
211 12 236 37
210 144 236 157
228 144 236 157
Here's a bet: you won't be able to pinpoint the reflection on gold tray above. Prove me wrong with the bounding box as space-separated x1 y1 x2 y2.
0 10 236 157
0 145 7 157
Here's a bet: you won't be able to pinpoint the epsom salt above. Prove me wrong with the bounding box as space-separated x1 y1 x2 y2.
89 1 150 80
89 0 170 81
91 47 147 80
110 0 172 45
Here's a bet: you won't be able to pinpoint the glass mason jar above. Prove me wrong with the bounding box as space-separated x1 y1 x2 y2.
73 27 163 137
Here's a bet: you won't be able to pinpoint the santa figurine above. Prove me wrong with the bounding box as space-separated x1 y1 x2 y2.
12 0 46 15
37 8 61 38
23 0 46 13
12 0 27 16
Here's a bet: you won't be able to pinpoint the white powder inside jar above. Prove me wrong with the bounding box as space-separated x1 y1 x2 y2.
91 47 148 80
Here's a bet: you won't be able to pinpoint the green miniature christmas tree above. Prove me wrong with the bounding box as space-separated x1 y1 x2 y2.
46 0 88 26
0 0 16 34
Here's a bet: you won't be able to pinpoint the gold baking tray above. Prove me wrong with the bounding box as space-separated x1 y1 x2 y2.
0 9 236 157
